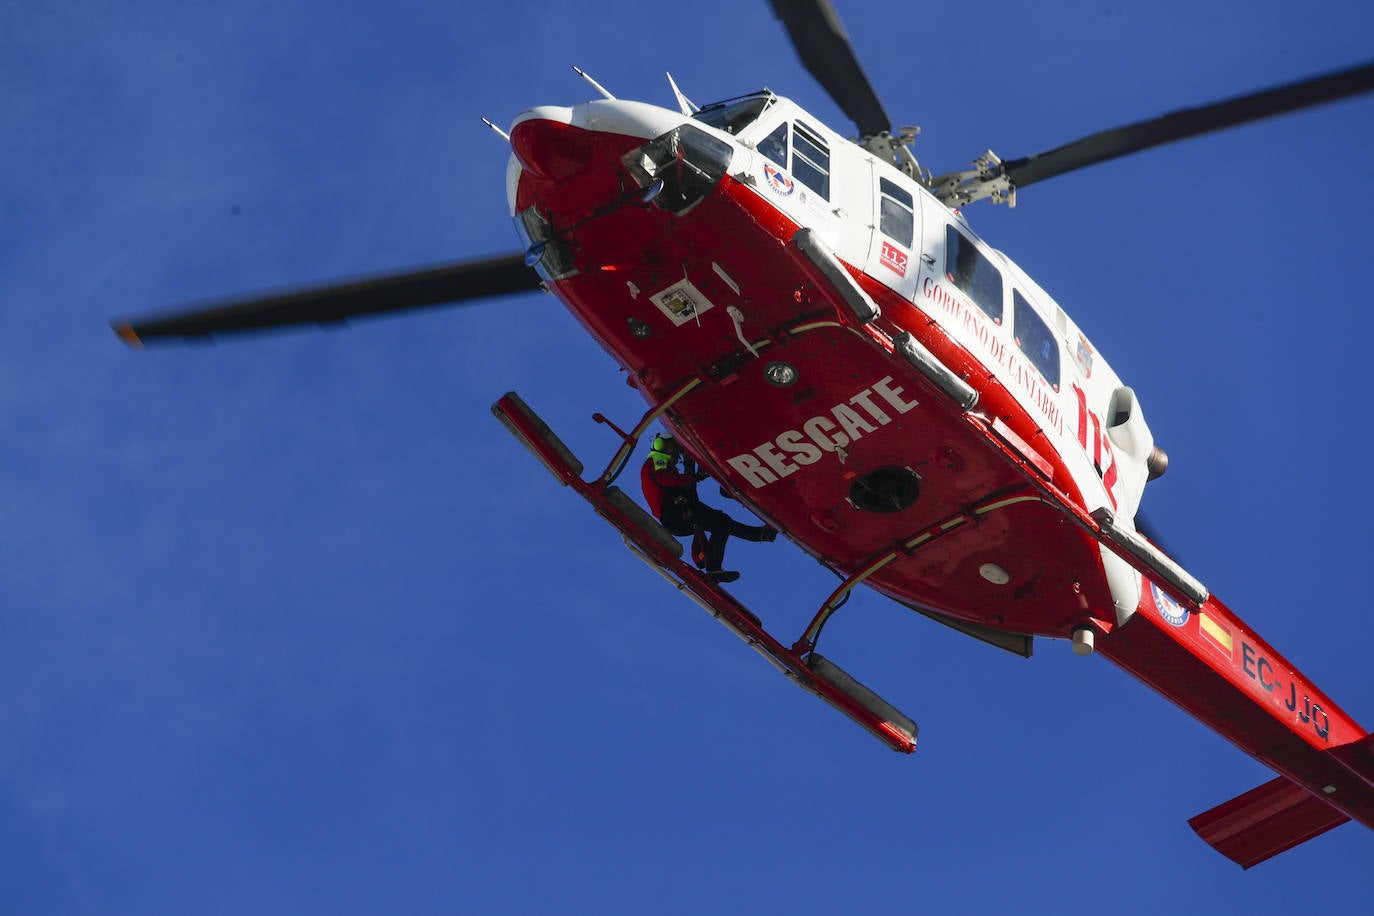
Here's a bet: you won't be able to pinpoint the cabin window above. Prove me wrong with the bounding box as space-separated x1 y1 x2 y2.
945 226 1002 323
756 123 788 166
879 178 914 248
1013 289 1060 390
791 121 830 199
694 95 772 135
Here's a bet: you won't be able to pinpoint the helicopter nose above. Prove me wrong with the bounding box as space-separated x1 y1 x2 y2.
509 106 587 181
509 101 690 182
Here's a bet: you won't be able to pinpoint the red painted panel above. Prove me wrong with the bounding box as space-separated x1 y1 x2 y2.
521 152 1112 638
1100 605 1374 830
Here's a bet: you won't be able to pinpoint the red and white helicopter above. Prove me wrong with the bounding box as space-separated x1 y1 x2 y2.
113 0 1374 868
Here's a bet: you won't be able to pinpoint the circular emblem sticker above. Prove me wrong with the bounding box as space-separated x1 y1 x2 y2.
1151 582 1188 627
764 164 795 196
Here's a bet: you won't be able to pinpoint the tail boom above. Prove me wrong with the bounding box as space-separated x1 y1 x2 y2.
1097 582 1374 863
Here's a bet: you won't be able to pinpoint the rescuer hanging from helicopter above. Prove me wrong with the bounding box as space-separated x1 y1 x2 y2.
640 434 777 583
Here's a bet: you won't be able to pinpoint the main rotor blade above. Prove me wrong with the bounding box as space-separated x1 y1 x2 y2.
769 0 891 138
112 253 541 345
1001 61 1374 191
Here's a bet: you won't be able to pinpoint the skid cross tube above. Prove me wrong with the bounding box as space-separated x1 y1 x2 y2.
798 492 1045 651
964 415 1209 611
593 317 854 486
594 376 702 486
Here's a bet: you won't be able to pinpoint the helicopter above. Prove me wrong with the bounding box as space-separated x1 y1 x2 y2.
109 0 1374 868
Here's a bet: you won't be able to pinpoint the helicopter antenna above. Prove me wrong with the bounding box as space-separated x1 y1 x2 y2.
666 72 699 115
480 118 511 142
572 66 616 101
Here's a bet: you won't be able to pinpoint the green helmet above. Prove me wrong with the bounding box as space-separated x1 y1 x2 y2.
649 434 682 470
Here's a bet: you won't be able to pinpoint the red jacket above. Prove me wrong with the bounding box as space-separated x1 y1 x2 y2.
640 459 697 519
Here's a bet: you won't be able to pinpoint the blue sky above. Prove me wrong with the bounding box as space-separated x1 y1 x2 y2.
4 1 1373 912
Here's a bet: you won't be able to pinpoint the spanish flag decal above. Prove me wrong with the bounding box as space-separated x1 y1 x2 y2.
1198 611 1234 657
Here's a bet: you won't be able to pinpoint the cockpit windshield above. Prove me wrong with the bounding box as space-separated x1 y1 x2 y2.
693 93 774 136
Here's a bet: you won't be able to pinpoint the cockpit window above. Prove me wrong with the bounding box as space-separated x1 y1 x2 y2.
1013 289 1060 390
756 122 788 166
694 95 773 136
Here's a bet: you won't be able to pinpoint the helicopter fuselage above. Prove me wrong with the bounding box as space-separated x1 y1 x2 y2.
508 94 1148 640
504 93 1374 850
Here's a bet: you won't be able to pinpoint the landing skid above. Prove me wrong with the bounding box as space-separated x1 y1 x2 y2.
492 391 918 754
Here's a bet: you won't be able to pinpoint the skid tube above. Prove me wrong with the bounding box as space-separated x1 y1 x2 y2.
492 390 917 753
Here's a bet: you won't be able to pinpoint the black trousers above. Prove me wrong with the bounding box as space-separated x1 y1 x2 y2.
660 496 771 570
